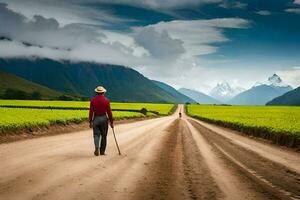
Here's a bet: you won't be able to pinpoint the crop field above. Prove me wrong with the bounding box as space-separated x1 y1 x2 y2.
111 102 175 115
0 100 176 133
0 100 89 108
0 108 145 133
186 105 300 139
0 100 175 115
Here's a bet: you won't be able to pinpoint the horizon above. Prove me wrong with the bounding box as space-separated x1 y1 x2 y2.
0 0 300 93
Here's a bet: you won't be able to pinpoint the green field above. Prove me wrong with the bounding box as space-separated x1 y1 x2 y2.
0 101 176 133
0 100 175 115
0 100 89 108
186 105 300 139
0 108 145 133
111 102 175 115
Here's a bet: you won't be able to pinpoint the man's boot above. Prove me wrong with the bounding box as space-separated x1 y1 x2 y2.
94 147 100 156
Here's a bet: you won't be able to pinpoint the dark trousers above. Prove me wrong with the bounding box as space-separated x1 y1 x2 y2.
93 115 108 153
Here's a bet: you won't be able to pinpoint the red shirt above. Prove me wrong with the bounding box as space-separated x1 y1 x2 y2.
89 95 113 123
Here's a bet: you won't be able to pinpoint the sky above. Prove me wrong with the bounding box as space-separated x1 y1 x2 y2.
0 0 300 93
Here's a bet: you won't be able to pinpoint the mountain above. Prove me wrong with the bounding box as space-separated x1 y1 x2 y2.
210 82 245 102
0 70 64 99
152 80 196 104
178 88 221 104
0 58 179 103
266 86 300 106
228 74 293 105
268 74 287 87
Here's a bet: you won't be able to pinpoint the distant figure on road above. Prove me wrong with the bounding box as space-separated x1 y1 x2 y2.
179 110 182 118
89 86 114 156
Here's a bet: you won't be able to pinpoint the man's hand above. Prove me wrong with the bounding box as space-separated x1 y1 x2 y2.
89 122 93 128
110 122 114 128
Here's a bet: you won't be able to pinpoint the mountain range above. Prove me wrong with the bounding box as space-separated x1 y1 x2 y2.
210 82 245 102
152 80 196 104
178 88 221 104
228 74 293 105
0 57 298 105
0 58 192 103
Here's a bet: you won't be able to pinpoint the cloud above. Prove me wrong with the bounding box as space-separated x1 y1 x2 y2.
0 2 250 63
134 27 185 60
0 3 148 67
0 40 68 59
133 18 251 58
0 3 102 49
219 1 247 9
285 8 300 14
0 37 148 67
75 0 222 10
0 0 223 19
100 30 150 57
256 10 272 16
293 0 300 5
0 0 133 26
129 18 251 87
277 67 300 88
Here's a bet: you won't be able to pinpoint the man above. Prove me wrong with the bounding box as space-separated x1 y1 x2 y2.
89 86 114 156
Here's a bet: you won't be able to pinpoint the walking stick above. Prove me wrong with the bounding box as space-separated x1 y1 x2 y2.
112 127 121 155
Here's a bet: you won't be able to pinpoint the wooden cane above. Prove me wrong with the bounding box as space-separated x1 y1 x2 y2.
112 127 121 155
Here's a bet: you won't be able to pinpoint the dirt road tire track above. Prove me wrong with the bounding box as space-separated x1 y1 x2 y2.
132 119 222 200
188 119 300 200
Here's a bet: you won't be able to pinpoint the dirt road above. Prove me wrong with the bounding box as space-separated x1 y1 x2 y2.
0 105 299 200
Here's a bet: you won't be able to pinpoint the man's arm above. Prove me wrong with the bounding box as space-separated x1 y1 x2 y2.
89 101 94 128
106 101 114 128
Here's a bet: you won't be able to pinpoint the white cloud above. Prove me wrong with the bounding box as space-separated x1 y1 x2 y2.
129 18 252 91
285 1 300 15
0 0 223 19
134 27 185 60
0 0 132 26
219 1 247 9
133 18 250 58
77 0 222 10
285 8 300 14
256 10 271 16
294 0 300 5
0 38 152 69
0 4 103 49
101 30 150 57
0 3 147 66
277 67 300 88
0 40 68 59
0 3 250 68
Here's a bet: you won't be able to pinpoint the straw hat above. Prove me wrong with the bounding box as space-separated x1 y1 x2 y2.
95 86 107 94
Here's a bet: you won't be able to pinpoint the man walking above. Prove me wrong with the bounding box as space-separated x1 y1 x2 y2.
89 86 114 156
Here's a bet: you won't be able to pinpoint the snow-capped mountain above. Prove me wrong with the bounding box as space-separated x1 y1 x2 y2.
268 74 282 85
210 82 245 102
228 74 293 105
252 74 289 88
268 74 289 87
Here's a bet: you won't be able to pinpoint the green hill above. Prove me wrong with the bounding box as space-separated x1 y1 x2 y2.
152 80 196 103
267 86 300 106
0 58 179 103
0 71 63 99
